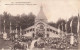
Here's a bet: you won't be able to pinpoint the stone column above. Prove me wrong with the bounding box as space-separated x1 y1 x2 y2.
45 25 47 38
35 25 36 38
78 16 80 50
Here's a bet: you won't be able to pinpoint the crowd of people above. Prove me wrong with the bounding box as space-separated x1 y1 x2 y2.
34 36 78 49
8 33 78 50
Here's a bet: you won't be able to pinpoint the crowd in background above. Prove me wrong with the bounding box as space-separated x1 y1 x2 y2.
11 34 78 50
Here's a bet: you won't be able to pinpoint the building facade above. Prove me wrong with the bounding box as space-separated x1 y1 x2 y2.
23 6 64 38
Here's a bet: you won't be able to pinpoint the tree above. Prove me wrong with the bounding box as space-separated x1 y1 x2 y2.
67 16 78 34
20 12 35 29
48 22 56 28
1 12 36 32
1 12 11 33
56 19 66 32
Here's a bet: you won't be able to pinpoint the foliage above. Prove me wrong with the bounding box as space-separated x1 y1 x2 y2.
0 12 36 33
0 12 79 35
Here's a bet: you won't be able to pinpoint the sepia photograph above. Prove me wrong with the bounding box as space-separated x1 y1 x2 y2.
0 0 80 50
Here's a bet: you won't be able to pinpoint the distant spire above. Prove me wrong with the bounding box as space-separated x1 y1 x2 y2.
20 26 22 36
77 10 80 33
16 26 18 33
35 5 47 22
78 9 80 17
10 22 12 33
78 13 79 17
70 18 73 33
4 20 5 33
58 24 60 34
77 9 80 50
77 17 79 33
65 23 67 32
40 5 43 11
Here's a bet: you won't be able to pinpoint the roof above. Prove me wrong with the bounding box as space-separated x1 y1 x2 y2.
35 5 47 20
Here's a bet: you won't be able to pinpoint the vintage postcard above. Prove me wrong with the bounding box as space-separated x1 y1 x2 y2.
0 0 80 50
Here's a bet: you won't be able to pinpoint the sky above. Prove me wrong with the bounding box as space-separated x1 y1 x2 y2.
0 0 80 23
